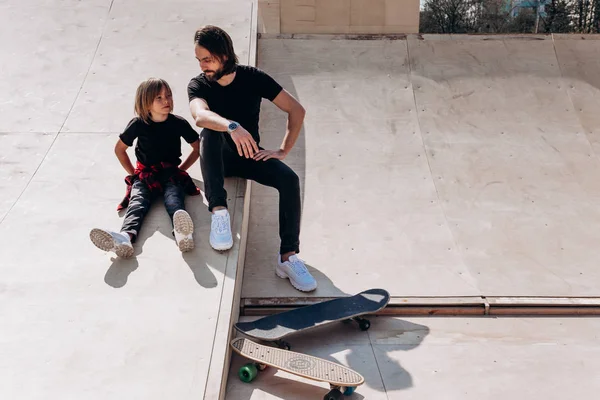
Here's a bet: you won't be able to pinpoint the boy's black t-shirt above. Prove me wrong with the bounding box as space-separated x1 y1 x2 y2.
119 114 199 166
187 65 283 144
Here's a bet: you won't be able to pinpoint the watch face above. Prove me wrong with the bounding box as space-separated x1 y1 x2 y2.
229 122 238 131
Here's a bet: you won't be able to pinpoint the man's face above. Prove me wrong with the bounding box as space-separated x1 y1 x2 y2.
195 45 224 82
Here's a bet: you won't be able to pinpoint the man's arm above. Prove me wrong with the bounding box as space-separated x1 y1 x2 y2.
115 139 135 175
273 89 305 155
179 139 200 171
189 98 230 132
253 89 305 161
189 98 259 158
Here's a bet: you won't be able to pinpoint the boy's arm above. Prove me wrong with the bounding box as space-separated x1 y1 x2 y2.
179 139 199 171
115 139 135 175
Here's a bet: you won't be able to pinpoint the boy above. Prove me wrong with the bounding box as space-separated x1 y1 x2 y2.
90 78 200 257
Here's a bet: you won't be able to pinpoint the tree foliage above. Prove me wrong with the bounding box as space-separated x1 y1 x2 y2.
420 0 600 33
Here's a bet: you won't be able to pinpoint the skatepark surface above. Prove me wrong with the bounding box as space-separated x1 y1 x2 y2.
243 34 600 302
227 316 600 399
2 0 600 399
231 34 600 398
1 1 255 398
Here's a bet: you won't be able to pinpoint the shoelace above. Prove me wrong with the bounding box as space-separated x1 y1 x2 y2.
215 215 229 234
289 259 309 276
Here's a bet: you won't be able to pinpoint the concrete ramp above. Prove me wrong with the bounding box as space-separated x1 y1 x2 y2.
0 1 256 399
242 34 600 308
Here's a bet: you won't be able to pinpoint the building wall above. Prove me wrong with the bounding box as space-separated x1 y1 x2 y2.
258 0 420 34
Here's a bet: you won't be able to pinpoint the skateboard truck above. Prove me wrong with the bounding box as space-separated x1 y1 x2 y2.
348 316 371 331
274 339 291 350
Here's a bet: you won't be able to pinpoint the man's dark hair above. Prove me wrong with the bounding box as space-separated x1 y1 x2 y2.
194 25 238 75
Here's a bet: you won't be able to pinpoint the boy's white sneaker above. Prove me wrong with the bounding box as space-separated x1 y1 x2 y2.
276 254 317 292
173 210 194 252
210 209 233 251
90 228 134 258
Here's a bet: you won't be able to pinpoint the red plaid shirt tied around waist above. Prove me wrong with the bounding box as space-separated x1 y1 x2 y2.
117 161 200 211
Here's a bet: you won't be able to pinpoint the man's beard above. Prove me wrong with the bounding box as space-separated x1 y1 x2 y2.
205 68 225 82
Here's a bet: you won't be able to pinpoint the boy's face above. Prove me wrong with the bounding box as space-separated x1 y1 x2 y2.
195 45 224 81
151 87 173 118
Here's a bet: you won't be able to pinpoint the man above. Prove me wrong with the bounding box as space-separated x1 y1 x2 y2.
187 25 317 292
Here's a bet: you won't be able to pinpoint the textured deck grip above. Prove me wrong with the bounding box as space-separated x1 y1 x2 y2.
232 338 364 385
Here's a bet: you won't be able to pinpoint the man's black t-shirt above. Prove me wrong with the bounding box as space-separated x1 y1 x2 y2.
187 65 283 144
119 114 199 166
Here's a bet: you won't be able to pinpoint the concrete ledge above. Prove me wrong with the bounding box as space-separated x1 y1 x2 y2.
205 2 259 399
242 296 600 317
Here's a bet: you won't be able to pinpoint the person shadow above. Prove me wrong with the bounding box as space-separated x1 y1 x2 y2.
103 180 218 289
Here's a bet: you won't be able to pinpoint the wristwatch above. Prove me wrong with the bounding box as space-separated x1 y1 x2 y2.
227 121 239 134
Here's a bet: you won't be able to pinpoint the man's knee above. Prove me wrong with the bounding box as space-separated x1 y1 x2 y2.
276 168 300 193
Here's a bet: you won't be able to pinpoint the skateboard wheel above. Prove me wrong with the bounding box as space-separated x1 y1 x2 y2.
323 389 343 400
358 319 370 331
343 386 356 395
239 363 258 383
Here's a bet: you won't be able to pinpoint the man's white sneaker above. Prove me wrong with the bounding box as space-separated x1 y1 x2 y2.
210 209 233 251
90 228 134 258
276 255 317 292
173 210 194 252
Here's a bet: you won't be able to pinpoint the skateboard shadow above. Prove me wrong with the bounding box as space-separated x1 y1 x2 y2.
103 194 218 289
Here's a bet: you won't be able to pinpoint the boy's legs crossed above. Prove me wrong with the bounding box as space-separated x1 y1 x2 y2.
163 181 194 252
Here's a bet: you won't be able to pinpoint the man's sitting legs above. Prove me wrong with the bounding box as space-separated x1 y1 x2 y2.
200 128 234 250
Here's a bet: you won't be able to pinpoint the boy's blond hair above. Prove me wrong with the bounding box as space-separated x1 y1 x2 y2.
134 78 173 124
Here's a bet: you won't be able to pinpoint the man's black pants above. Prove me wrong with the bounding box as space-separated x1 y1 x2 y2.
199 129 301 255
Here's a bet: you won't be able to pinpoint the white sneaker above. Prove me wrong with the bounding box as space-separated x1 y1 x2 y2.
173 210 194 252
90 228 134 258
276 255 317 292
210 209 233 251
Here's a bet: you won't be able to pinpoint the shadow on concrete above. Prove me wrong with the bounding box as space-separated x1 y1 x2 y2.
227 317 429 398
103 193 218 289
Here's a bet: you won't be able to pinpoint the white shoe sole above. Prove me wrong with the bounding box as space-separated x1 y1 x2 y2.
90 228 134 258
174 211 194 252
275 265 317 292
209 236 233 251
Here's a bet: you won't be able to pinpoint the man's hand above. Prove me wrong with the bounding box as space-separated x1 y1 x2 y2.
253 149 286 161
230 126 259 158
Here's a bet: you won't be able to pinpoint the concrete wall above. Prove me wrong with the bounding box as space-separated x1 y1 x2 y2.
258 0 420 34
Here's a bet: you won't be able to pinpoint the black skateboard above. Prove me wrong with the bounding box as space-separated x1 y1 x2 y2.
234 288 390 349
